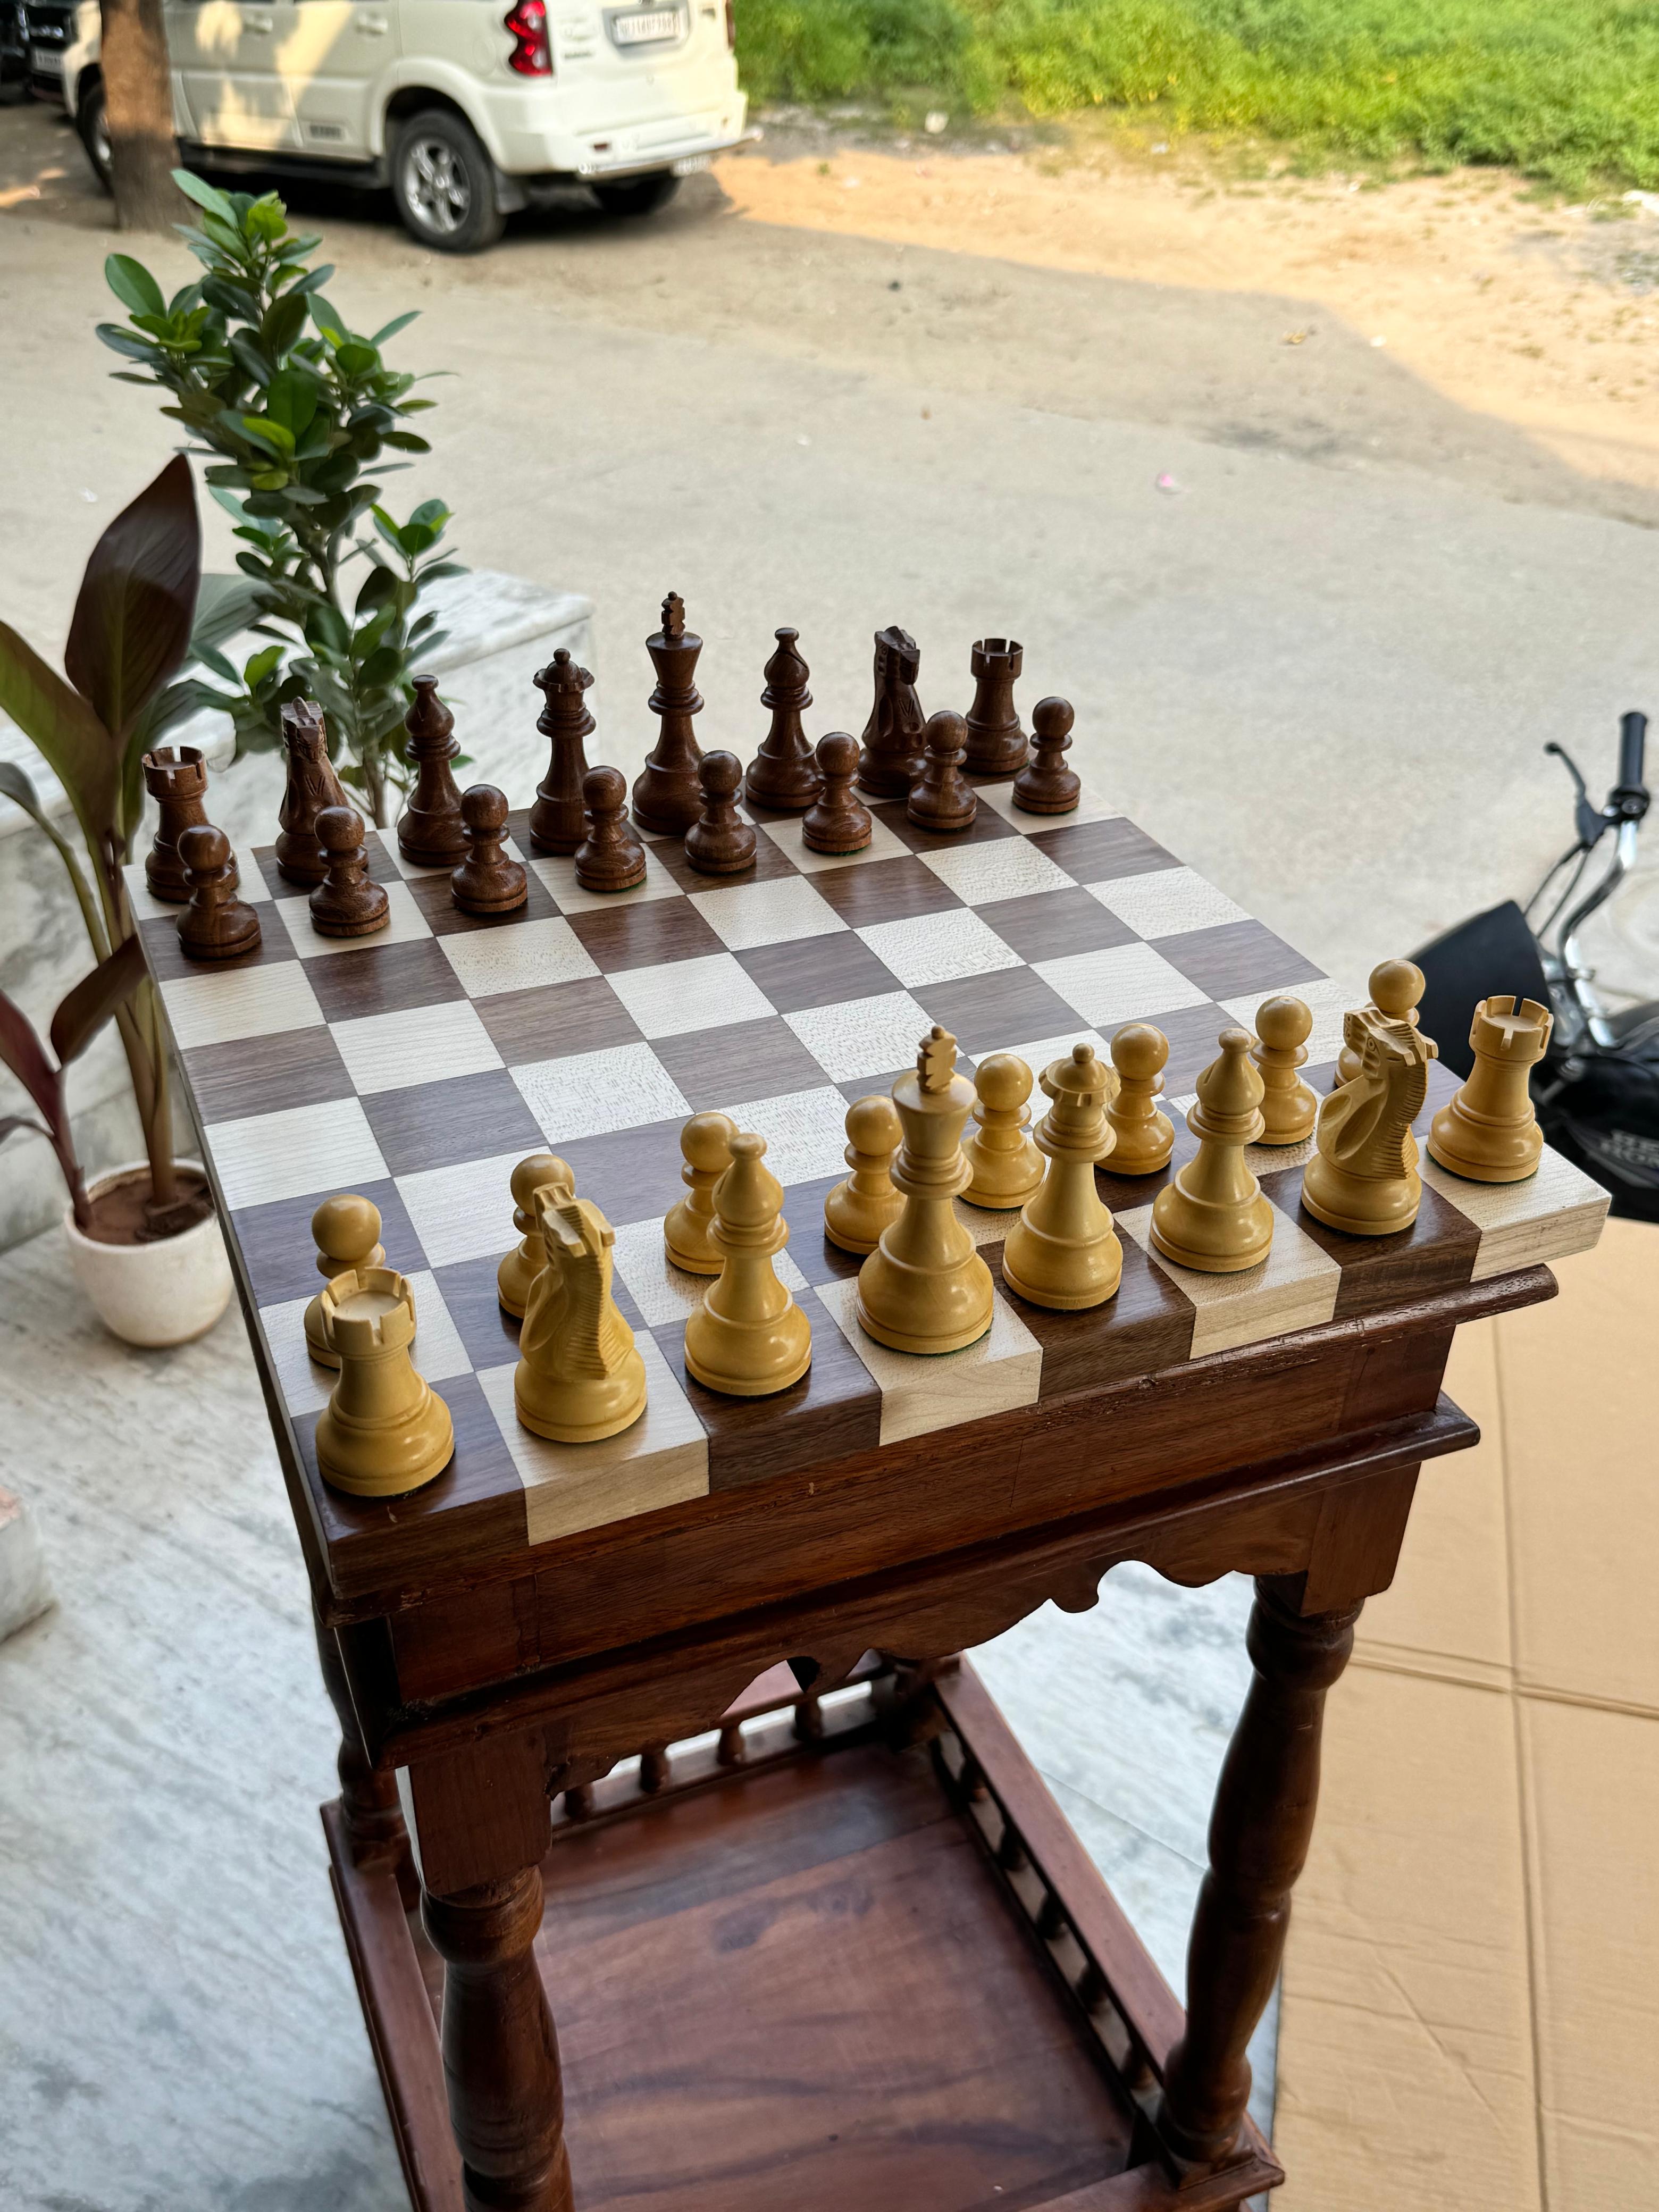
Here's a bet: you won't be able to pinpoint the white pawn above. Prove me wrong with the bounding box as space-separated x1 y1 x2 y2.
685 1133 812 1395
304 1192 386 1368
1336 959 1426 1086
825 1095 904 1255
665 1112 738 1274
1106 1024 1175 1174
1151 1029 1274 1273
1002 1043 1122 1309
962 1052 1044 1209
498 1152 574 1318
1252 995 1318 1145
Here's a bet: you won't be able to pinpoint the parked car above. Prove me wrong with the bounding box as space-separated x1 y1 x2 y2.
59 0 749 252
1 0 29 91
19 0 76 98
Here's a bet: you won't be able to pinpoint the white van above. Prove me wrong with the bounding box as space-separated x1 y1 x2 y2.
55 0 749 251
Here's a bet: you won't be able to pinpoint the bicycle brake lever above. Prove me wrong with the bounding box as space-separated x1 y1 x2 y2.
1545 742 1605 846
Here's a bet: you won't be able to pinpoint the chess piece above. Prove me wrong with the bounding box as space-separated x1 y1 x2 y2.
498 1152 575 1317
309 805 390 938
315 1267 454 1497
907 709 977 834
304 1193 386 1367
1012 697 1081 815
824 1094 904 1254
857 1026 995 1355
1151 1029 1275 1272
962 1053 1044 1209
1335 959 1427 1085
684 751 758 875
514 1194 647 1443
1303 1007 1435 1234
632 592 705 836
177 823 262 961
529 648 595 856
1107 1024 1176 1174
857 624 927 797
1002 1042 1122 1309
141 744 210 901
451 784 529 914
664 1112 738 1274
802 731 872 854
275 699 349 886
396 677 467 868
575 765 647 893
1427 995 1551 1183
963 636 1028 776
744 627 820 812
1253 995 1318 1145
685 1133 812 1395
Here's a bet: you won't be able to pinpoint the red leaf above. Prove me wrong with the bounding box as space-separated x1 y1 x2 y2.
49 934 146 1068
0 987 63 1131
65 455 200 742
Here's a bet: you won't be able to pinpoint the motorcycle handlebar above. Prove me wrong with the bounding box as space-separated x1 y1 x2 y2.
1618 709 1648 793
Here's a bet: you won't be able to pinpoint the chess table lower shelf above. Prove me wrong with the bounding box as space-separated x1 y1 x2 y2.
326 1662 1281 2212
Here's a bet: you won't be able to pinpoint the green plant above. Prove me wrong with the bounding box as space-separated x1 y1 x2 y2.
0 458 216 1232
97 169 463 825
0 942 147 1232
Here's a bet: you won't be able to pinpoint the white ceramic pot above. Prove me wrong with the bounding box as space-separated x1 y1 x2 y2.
64 1162 234 1347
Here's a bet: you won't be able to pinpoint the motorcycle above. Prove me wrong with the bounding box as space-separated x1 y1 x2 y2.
1412 711 1658 1221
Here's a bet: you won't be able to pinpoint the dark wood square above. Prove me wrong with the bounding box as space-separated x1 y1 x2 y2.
809 857 966 929
139 907 284 984
1021 1237 1197 1398
873 798 1020 853
975 887 1138 964
232 1175 427 1307
653 1019 831 1110
787 1175 864 1283
253 835 400 890
918 966 1086 1055
566 899 724 972
555 1117 693 1228
363 1069 545 1177
431 1252 523 1371
1027 818 1179 882
305 939 467 1022
1256 1166 1481 1319
183 1027 354 1126
734 934 903 1013
1094 1111 1199 1214
1149 1003 1239 1093
1159 920 1324 1002
404 867 560 935
475 977 643 1068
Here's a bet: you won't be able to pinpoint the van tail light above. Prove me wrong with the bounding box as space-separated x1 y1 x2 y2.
504 0 552 74
724 0 735 46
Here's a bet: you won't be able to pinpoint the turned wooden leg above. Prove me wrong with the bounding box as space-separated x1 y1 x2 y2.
312 1601 413 1882
423 1869 573 2212
1157 1574 1362 2166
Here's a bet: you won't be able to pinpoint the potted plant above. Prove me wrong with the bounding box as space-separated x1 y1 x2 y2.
0 456 237 1342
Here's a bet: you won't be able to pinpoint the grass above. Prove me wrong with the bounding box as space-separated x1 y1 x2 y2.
734 0 1659 193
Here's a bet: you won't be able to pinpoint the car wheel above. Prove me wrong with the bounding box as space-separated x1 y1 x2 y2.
77 78 112 195
591 171 680 217
391 109 504 253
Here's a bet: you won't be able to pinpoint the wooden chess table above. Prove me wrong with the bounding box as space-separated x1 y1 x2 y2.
135 773 1607 2211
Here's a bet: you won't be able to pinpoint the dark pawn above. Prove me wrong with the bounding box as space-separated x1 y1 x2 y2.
907 710 977 834
396 677 467 868
177 824 262 962
802 732 872 854
857 624 927 797
963 636 1028 776
276 699 349 886
744 627 820 812
451 784 529 915
309 805 391 939
1013 696 1082 815
141 744 211 902
685 751 757 875
632 592 705 837
576 765 647 893
529 648 595 856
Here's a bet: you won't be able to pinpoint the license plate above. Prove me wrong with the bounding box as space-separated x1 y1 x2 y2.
30 48 62 75
613 8 678 45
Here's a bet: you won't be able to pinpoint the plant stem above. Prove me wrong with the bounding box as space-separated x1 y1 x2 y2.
139 979 177 1208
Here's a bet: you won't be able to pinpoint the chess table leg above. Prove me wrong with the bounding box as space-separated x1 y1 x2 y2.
313 1601 413 1889
1156 1573 1362 2166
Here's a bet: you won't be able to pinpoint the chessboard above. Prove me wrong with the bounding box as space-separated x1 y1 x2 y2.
132 778 1608 1599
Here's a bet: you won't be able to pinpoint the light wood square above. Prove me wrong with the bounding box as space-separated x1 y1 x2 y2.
1118 1200 1339 1355
815 1275 1042 1444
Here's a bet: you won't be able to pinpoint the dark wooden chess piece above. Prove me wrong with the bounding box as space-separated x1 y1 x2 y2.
963 636 1029 777
310 805 391 939
743 627 820 813
140 744 211 902
451 784 529 915
1012 696 1082 815
907 710 978 834
529 649 596 856
802 731 872 854
576 765 647 893
177 823 262 962
632 593 705 837
396 676 468 868
857 624 928 797
276 699 350 886
685 751 758 875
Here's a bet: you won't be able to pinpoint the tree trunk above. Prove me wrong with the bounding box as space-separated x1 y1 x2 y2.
99 0 180 233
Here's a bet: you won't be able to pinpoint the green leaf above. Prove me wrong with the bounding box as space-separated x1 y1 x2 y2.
355 564 398 614
64 455 200 749
306 601 351 657
382 432 431 453
359 644 404 689
96 322 162 364
407 498 450 531
208 484 250 521
172 167 237 223
416 561 467 584
50 937 146 1069
264 366 319 438
105 254 166 319
263 292 309 362
311 295 348 340
368 311 420 347
0 622 116 845
241 416 295 456
244 643 284 688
